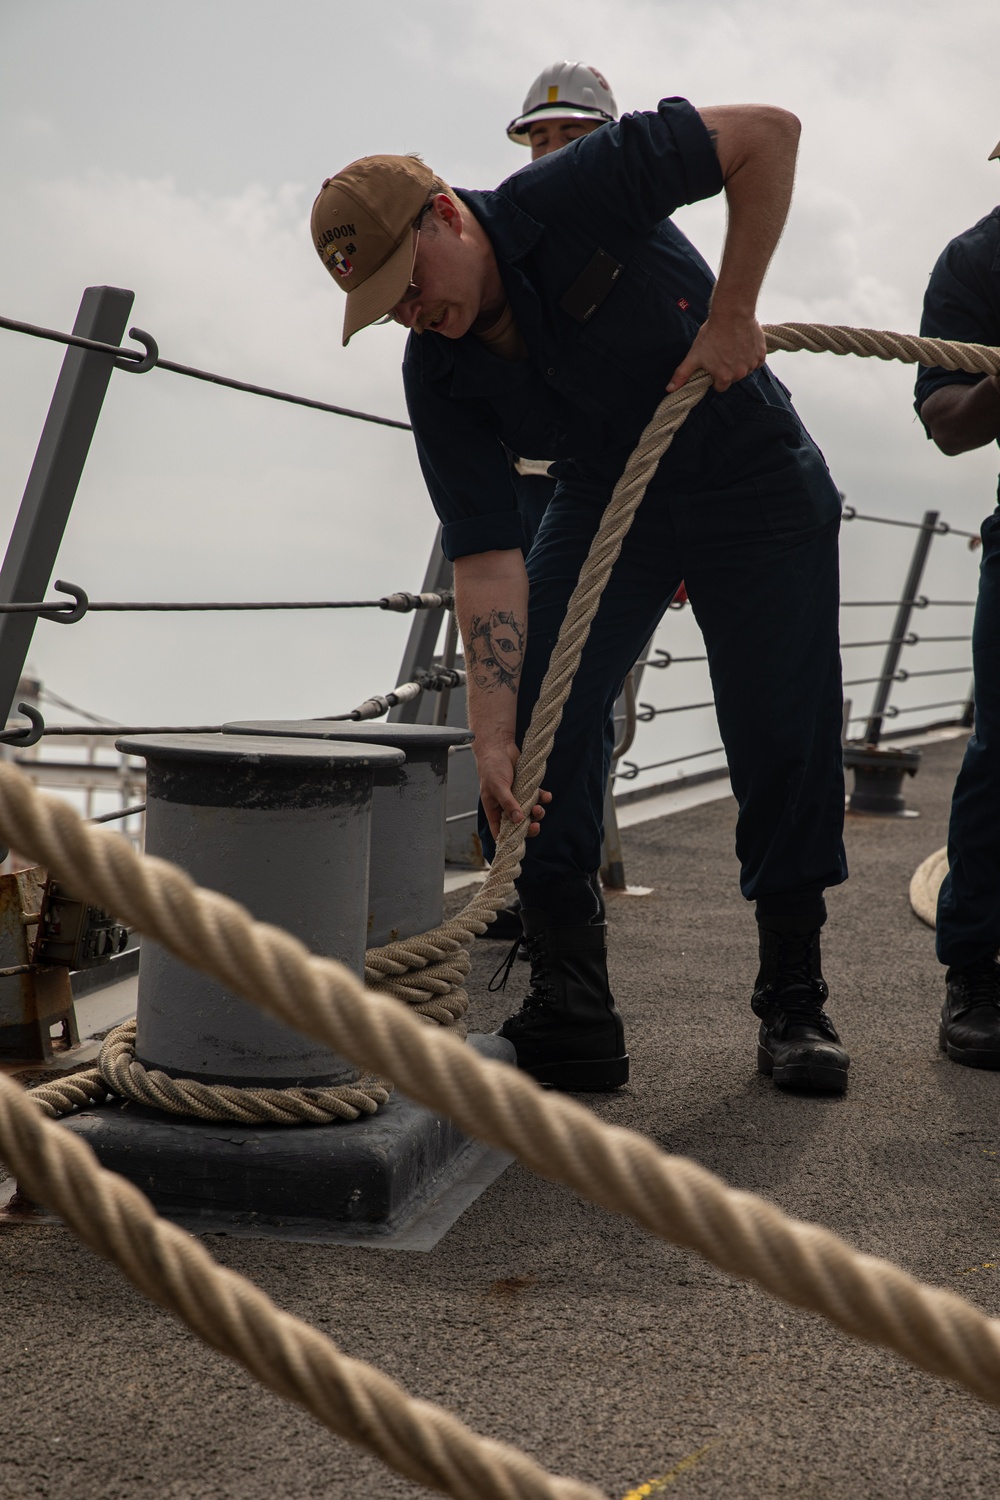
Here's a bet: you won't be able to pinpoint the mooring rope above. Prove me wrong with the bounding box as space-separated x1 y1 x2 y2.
363 325 1000 997
9 762 1000 1497
0 1059 600 1500
910 845 949 928
25 324 1000 1125
2 324 1000 1498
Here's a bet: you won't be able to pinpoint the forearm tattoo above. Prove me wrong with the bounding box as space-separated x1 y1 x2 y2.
466 610 525 693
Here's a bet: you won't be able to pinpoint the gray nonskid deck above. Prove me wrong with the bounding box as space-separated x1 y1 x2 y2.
2 733 998 1500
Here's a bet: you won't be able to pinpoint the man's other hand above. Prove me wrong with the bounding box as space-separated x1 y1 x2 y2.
476 738 552 841
668 311 768 394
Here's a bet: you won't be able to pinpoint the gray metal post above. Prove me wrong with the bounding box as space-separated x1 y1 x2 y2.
432 608 460 727
390 526 453 723
601 669 638 891
865 510 939 744
0 286 134 730
117 732 404 1086
224 719 473 944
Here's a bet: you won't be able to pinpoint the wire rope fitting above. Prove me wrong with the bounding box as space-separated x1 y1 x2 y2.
114 327 158 374
0 704 45 747
38 579 89 625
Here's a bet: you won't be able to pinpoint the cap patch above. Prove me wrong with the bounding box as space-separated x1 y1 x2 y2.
315 221 357 253
329 247 353 278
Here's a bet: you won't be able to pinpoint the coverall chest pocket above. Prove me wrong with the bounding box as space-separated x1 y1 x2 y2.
558 259 661 416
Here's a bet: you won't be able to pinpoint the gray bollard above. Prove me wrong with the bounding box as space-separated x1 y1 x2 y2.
116 732 404 1085
41 729 514 1246
223 719 473 945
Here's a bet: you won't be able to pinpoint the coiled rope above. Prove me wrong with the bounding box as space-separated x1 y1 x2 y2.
25 324 1000 1124
910 845 949 927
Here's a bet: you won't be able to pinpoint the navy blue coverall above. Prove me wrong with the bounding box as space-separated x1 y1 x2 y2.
916 207 1000 967
403 98 847 923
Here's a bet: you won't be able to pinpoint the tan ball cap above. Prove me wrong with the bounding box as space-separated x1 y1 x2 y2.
990 139 1000 161
311 155 435 346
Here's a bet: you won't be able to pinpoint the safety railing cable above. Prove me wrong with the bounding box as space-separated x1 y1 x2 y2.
0 579 453 621
840 596 976 608
847 697 969 724
841 633 971 650
0 669 467 747
614 744 727 781
843 504 980 542
88 802 146 826
0 312 412 431
634 648 708 669
844 664 971 688
636 699 715 722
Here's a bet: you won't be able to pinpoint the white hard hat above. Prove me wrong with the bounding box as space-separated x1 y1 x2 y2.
507 61 618 145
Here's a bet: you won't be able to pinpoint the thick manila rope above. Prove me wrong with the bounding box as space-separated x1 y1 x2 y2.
911 846 949 928
364 325 1000 991
10 772 1000 1421
0 1065 601 1500
26 326 1000 1125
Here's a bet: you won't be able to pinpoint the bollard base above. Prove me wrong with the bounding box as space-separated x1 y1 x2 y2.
27 1035 514 1248
844 744 922 817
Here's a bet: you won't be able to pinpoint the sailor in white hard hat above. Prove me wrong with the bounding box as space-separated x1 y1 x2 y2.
506 63 620 543
498 64 622 943
508 61 618 161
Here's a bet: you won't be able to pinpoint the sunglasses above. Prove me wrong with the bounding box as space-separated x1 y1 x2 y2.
377 202 435 326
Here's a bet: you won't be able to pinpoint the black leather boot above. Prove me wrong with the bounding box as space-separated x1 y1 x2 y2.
494 912 629 1091
752 928 849 1093
940 957 1000 1068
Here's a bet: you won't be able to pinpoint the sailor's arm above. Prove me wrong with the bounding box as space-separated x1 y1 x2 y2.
668 104 801 393
453 549 549 839
919 377 1000 455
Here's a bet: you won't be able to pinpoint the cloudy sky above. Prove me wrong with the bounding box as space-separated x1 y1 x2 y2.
1 0 998 759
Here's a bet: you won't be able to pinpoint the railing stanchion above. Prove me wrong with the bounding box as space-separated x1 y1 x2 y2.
864 509 939 744
389 528 453 724
0 287 133 729
0 286 134 859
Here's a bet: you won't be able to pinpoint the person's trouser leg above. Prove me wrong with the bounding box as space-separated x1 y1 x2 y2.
935 507 1000 1068
499 472 685 917
937 508 1000 967
487 470 684 1089
679 416 849 1090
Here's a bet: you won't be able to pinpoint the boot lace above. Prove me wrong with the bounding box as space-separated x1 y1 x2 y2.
757 931 831 1028
488 937 521 994
488 932 554 1011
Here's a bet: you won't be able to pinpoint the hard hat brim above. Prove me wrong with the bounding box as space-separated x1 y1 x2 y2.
507 103 614 144
342 232 416 347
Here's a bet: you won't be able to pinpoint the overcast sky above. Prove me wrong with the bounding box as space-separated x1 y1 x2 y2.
1 0 998 749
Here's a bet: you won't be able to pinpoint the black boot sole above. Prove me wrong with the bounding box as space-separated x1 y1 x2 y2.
520 1053 630 1092
757 1044 848 1094
939 1024 1000 1070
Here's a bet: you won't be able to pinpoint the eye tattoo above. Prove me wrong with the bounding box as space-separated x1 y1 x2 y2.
466 610 525 693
